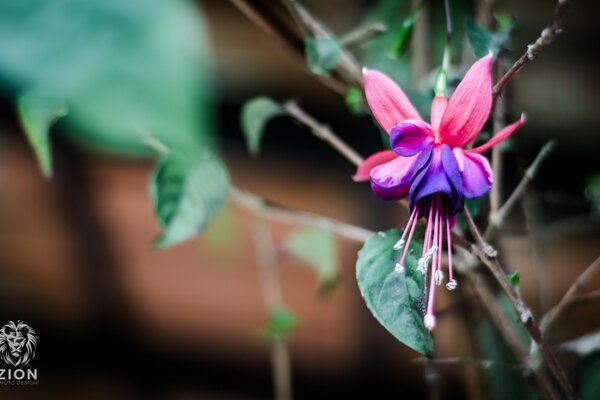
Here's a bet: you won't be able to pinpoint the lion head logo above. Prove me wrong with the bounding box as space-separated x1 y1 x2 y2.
0 321 38 366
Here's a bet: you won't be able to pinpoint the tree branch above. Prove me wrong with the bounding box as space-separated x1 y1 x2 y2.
492 0 573 99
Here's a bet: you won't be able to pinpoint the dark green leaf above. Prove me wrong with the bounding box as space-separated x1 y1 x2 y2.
345 86 366 115
151 152 229 248
258 306 299 342
388 17 415 59
283 226 339 290
0 0 213 156
356 228 432 356
305 37 341 77
240 97 280 156
582 355 600 400
17 91 67 177
465 16 515 58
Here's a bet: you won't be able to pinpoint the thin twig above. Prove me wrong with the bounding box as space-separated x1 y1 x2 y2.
232 187 373 243
282 100 364 167
463 234 577 400
252 218 293 400
492 0 573 99
485 140 557 239
339 22 387 47
541 255 600 333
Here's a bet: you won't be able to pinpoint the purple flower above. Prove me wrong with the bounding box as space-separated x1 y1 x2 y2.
354 55 525 330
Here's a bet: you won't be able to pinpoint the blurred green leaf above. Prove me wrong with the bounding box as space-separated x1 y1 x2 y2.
582 355 600 400
240 97 281 156
345 86 366 115
356 228 432 356
507 271 521 291
476 294 534 400
585 172 600 214
283 226 339 291
0 0 213 156
17 91 67 177
305 37 341 77
465 15 515 58
388 17 416 59
258 306 299 342
151 152 229 248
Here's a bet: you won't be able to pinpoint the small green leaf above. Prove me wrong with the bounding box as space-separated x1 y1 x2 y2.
465 16 515 58
507 271 520 290
283 226 339 290
582 355 600 400
240 97 281 156
257 306 299 342
345 86 366 115
151 152 230 247
17 91 67 177
305 37 341 77
356 228 432 356
388 17 415 59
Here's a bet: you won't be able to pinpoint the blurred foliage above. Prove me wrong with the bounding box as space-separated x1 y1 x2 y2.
240 97 281 157
356 228 432 356
388 2 424 59
345 86 366 115
581 355 600 400
475 295 534 400
0 0 213 156
507 271 521 292
465 12 516 58
17 91 67 177
151 152 229 247
258 306 300 342
305 37 342 77
283 226 339 291
585 172 600 214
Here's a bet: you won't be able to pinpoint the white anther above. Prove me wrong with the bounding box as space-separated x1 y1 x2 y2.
393 239 405 250
417 258 428 274
424 314 436 331
435 270 444 286
446 279 457 290
395 263 404 273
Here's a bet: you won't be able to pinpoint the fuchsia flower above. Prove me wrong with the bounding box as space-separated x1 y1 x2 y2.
354 54 525 331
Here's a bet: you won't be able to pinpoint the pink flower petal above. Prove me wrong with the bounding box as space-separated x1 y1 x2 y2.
430 96 448 133
439 55 493 147
353 150 398 182
363 68 421 134
470 114 526 154
456 149 493 198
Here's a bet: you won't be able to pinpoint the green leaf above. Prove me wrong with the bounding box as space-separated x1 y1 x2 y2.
582 355 600 400
388 15 417 59
345 86 366 115
17 91 67 177
465 16 515 58
0 0 213 156
283 226 339 291
258 306 299 342
305 37 341 77
151 152 230 247
240 97 281 156
507 271 520 290
356 228 432 356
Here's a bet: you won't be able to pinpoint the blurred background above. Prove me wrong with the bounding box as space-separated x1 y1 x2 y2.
0 0 599 399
